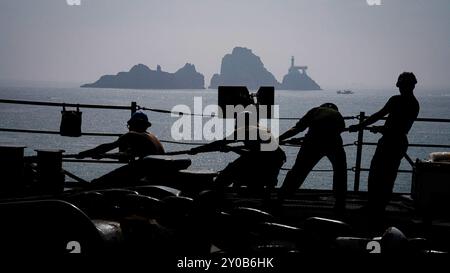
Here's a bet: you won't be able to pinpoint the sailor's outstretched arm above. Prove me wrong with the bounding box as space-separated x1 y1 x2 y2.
278 109 313 141
188 139 233 154
348 99 392 132
278 127 303 142
77 141 119 158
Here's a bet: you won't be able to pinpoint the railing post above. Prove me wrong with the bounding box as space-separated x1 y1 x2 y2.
354 112 365 192
131 101 137 115
35 149 65 194
0 145 26 192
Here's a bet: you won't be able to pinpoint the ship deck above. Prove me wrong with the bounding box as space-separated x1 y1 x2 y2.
1 98 449 255
224 189 450 251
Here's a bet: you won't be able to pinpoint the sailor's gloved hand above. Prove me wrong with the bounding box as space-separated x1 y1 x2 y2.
284 137 304 145
75 151 89 159
348 125 360 132
188 142 222 155
188 146 202 155
76 151 101 159
369 126 384 134
219 145 232 153
91 154 103 160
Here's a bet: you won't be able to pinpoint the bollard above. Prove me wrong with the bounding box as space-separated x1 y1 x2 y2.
35 149 65 194
173 169 218 194
0 145 26 193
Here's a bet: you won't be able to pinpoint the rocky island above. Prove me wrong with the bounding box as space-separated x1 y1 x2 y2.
209 47 279 90
280 56 321 90
81 63 204 89
82 47 320 91
210 47 321 91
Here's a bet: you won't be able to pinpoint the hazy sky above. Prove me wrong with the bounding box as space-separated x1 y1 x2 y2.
0 0 449 89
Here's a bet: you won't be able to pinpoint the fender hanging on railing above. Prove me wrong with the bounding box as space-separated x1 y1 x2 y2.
60 104 82 137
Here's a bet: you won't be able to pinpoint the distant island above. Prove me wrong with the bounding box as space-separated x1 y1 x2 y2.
81 47 321 91
81 63 204 89
280 56 321 90
210 47 321 90
209 47 279 90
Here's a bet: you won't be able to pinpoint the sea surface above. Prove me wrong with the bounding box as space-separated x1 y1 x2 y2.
1 85 449 193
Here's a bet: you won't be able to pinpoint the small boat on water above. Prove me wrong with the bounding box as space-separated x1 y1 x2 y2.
337 90 354 94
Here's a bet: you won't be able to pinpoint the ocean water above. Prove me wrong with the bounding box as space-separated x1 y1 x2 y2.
0 85 449 193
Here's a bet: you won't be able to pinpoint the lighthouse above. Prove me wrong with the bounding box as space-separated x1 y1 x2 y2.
280 56 321 90
290 56 308 75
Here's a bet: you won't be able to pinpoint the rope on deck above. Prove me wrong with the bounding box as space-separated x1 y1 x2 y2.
138 105 359 120
361 141 450 149
281 168 354 172
2 98 450 123
0 98 132 110
0 127 209 146
0 127 360 149
0 127 122 137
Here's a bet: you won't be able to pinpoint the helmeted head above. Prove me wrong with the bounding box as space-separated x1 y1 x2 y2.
320 102 339 112
396 72 417 95
127 111 151 131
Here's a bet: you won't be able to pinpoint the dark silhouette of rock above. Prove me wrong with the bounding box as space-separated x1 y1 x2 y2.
81 63 204 89
209 47 279 90
173 63 205 89
209 47 321 91
280 56 321 90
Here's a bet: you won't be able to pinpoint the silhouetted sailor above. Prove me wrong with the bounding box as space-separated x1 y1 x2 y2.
278 103 347 212
189 119 285 199
349 72 419 213
77 111 165 187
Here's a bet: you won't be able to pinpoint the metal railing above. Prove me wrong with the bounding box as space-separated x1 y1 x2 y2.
351 112 450 191
1 98 449 192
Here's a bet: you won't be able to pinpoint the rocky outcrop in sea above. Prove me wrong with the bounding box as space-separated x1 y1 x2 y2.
210 47 321 90
81 63 204 89
209 47 279 90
